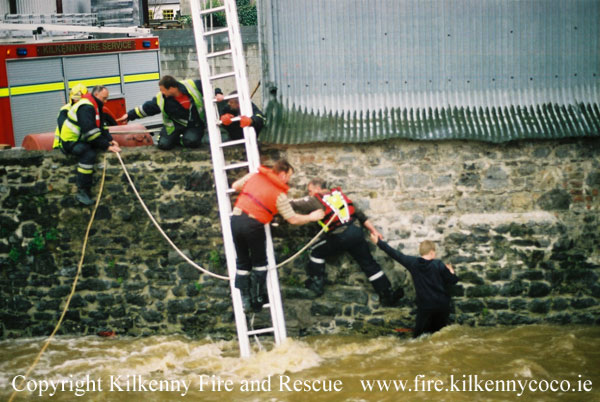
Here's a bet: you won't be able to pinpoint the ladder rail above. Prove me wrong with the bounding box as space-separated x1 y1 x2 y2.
189 0 287 358
189 0 251 358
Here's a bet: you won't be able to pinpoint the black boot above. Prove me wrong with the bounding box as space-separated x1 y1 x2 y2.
304 275 325 296
250 270 268 312
380 287 404 307
76 188 94 206
235 273 252 313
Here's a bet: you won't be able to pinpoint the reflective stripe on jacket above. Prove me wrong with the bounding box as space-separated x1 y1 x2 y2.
234 166 289 224
53 103 72 149
316 187 356 231
59 93 101 143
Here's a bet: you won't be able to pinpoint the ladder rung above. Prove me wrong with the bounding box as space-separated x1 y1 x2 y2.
220 138 246 147
210 71 236 81
247 327 275 336
207 49 233 59
226 188 236 195
200 5 226 15
224 161 249 170
222 94 238 101
204 27 229 37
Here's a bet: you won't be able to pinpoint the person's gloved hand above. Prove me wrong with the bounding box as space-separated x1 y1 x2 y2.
220 113 234 126
240 115 252 128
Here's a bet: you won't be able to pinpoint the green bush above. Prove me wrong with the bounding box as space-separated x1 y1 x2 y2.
199 0 256 27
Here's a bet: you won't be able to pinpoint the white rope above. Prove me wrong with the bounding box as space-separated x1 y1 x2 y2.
115 152 230 281
275 216 334 268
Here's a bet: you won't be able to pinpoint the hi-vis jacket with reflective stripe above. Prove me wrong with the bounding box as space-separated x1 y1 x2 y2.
127 79 205 135
59 93 107 144
53 103 72 148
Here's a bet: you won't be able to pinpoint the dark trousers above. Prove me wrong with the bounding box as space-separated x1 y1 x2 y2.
63 138 109 190
414 308 450 338
157 125 204 150
231 213 270 311
308 223 393 297
230 214 267 288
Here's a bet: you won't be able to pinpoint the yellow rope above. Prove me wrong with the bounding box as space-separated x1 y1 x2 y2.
8 153 108 402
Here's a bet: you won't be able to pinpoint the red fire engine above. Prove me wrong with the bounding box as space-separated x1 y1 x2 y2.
0 35 160 148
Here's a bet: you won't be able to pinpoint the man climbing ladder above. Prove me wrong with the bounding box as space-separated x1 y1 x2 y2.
188 0 287 357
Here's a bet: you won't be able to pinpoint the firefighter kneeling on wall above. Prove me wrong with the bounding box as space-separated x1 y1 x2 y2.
290 178 404 307
117 75 205 150
230 160 325 313
55 85 121 206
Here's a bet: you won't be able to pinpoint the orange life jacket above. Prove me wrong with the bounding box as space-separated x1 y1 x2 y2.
235 166 290 224
315 187 355 230
81 93 101 128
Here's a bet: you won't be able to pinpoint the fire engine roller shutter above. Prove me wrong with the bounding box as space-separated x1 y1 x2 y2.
5 48 161 147
7 58 66 147
64 54 122 97
121 51 161 127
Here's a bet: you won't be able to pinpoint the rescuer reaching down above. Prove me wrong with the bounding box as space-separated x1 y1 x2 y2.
230 160 325 313
289 178 404 307
117 75 206 150
56 85 121 206
215 88 265 141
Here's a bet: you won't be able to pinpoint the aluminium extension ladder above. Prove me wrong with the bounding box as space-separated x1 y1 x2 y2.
189 0 287 358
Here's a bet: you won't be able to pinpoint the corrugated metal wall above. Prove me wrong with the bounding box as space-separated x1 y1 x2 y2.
259 0 600 143
15 0 56 14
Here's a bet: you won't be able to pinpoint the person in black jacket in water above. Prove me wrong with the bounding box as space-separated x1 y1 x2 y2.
370 234 459 337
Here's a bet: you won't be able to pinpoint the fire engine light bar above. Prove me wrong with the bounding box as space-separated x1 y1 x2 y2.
16 48 27 56
142 41 151 48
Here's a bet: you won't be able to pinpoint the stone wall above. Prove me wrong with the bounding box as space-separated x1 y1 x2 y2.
154 27 263 108
1 138 599 339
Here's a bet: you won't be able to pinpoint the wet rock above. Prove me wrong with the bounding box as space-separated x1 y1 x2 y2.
167 299 196 314
466 285 498 298
528 282 551 297
537 189 571 210
528 299 550 314
310 301 341 317
457 299 485 313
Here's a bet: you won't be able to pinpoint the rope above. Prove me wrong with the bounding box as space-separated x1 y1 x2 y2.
8 153 109 402
115 152 230 281
274 215 334 268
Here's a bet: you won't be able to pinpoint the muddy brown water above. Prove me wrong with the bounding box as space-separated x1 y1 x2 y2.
1 324 598 401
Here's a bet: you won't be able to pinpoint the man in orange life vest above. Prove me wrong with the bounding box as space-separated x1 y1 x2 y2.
290 178 404 307
231 160 325 312
117 75 205 150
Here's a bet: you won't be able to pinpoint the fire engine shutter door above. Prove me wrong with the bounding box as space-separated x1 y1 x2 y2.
65 54 122 96
121 51 161 127
7 58 66 147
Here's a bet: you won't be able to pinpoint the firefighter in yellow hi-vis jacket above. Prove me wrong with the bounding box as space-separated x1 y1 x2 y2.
290 178 404 307
58 85 121 205
53 83 88 150
117 75 205 150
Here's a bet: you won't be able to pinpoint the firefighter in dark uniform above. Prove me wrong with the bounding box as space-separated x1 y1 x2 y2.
215 89 265 141
290 178 404 307
117 75 206 150
230 160 325 313
57 85 121 206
